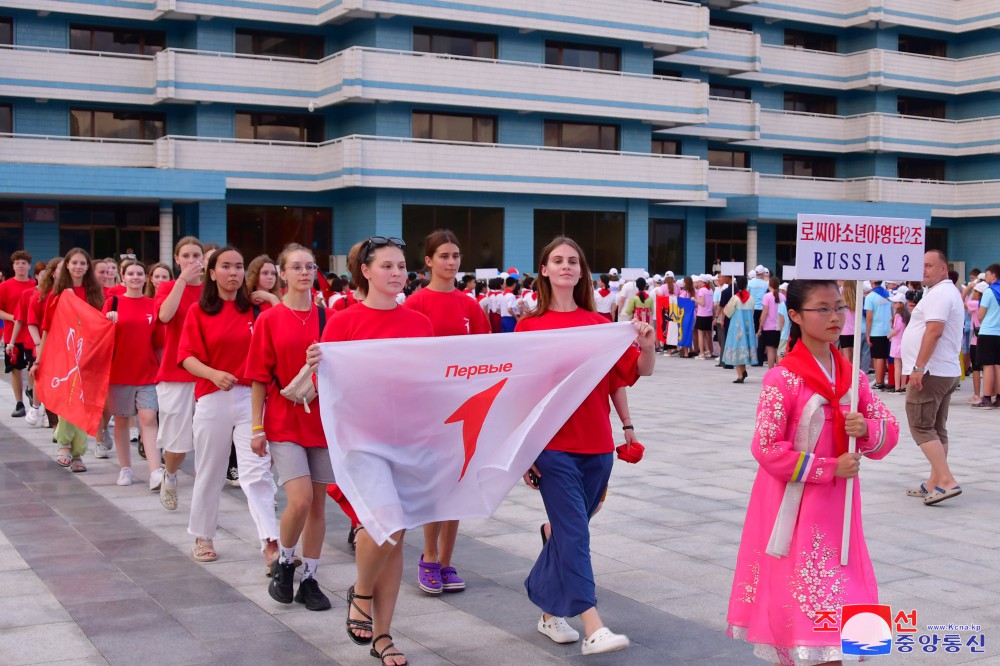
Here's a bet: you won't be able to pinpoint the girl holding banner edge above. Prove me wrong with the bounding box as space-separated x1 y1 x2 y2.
727 280 899 666
517 236 655 656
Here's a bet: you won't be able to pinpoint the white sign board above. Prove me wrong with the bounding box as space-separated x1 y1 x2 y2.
721 261 745 277
620 268 644 281
795 214 926 280
475 268 499 280
782 265 797 281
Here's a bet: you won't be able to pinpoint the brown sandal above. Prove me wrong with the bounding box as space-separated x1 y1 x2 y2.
191 538 217 562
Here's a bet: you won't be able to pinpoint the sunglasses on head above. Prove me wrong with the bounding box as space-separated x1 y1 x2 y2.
363 236 405 255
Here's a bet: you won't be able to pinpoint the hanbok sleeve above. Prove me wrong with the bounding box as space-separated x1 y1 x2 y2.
752 368 838 484
854 371 900 460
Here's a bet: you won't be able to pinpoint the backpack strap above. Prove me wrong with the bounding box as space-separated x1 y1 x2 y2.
111 296 118 312
317 306 326 339
252 303 261 320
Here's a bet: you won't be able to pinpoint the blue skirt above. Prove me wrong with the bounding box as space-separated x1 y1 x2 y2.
524 449 613 618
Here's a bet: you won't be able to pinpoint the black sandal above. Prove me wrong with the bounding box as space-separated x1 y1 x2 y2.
346 585 373 645
370 633 407 665
348 526 358 551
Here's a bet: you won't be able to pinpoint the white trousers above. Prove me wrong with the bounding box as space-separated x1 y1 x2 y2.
187 387 277 545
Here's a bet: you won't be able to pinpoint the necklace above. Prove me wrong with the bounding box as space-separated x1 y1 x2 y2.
289 307 312 326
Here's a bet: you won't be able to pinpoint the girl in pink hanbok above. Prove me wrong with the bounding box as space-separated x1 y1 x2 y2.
727 280 900 666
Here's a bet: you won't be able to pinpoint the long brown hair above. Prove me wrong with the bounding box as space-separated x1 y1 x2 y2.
54 248 104 309
523 236 595 318
246 254 281 297
842 280 858 312
37 257 62 301
144 262 173 298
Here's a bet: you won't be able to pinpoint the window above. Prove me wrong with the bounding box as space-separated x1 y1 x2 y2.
706 222 747 267
710 83 751 100
412 111 496 143
898 157 945 180
534 210 624 272
70 25 165 55
413 27 496 59
227 206 332 265
236 112 324 143
709 149 749 169
898 34 947 58
658 68 684 79
649 219 684 274
402 205 504 271
652 139 680 155
70 109 165 140
544 121 619 151
235 29 323 60
897 95 946 119
58 203 160 263
710 18 751 31
775 224 796 276
0 104 10 134
784 28 837 53
0 203 24 276
784 91 837 115
0 17 11 45
545 41 620 71
783 154 836 178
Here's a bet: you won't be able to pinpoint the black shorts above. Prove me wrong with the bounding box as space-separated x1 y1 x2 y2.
4 343 34 373
761 330 780 348
870 335 890 360
695 316 713 332
969 345 983 372
839 335 854 350
978 334 1000 366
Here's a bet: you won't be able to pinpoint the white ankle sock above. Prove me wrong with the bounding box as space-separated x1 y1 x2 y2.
164 472 177 488
279 542 296 564
301 557 319 580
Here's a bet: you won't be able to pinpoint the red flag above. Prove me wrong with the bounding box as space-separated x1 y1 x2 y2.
35 292 114 436
316 272 334 300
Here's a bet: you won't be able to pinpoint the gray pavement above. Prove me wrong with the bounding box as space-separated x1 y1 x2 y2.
1 355 999 665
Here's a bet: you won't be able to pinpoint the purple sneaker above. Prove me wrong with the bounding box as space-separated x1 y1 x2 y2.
441 566 465 592
417 555 442 595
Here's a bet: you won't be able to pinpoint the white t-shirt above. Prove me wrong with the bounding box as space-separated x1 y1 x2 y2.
499 291 517 317
594 289 615 314
900 279 964 377
617 281 638 322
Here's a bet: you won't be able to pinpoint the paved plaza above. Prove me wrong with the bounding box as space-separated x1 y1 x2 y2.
1 355 999 666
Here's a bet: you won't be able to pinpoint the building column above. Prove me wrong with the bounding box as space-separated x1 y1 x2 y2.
684 207 706 275
625 199 648 269
159 200 173 264
746 220 758 272
196 201 227 247
756 222 776 275
504 203 533 273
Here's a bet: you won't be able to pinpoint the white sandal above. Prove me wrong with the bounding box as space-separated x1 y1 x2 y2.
582 627 629 655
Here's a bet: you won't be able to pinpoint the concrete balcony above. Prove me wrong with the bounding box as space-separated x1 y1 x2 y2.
160 47 708 124
733 0 1000 33
0 134 156 168
0 45 155 104
659 97 757 141
657 26 760 74
707 166 756 196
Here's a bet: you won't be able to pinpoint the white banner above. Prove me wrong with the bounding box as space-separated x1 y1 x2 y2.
317 323 637 545
795 214 926 280
721 261 744 277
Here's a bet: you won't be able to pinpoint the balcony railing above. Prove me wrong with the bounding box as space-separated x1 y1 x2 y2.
733 0 1000 33
657 26 760 74
660 96 757 141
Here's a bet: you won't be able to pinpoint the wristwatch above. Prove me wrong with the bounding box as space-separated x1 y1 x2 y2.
912 366 926 373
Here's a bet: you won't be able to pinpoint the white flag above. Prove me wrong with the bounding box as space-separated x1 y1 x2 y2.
317 323 636 545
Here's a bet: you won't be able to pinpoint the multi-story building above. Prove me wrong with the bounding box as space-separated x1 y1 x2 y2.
0 0 997 276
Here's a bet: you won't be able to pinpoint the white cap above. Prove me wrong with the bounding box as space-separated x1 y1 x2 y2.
779 282 789 291
652 274 663 282
642 270 650 279
700 274 713 283
665 270 675 278
499 272 509 279
755 264 766 273
609 268 619 276
890 292 907 303
747 270 756 279
863 280 872 291
975 281 989 294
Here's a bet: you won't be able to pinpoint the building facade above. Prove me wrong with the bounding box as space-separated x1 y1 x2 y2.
0 0 997 276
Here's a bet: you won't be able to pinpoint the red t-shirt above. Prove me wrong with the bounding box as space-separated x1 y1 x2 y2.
321 303 433 342
515 309 639 455
246 304 333 448
25 289 46 330
176 300 254 400
154 280 202 383
403 287 491 337
15 288 38 349
107 284 127 297
41 287 89 332
0 278 36 344
102 294 159 386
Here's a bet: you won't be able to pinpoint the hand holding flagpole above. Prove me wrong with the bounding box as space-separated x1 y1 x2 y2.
841 280 864 566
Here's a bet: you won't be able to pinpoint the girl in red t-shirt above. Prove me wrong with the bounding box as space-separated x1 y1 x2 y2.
247 255 281 308
308 237 433 666
144 262 173 299
247 244 334 610
32 249 105 472
403 230 490 598
102 260 160 488
177 247 272 565
21 257 61 428
515 236 655 656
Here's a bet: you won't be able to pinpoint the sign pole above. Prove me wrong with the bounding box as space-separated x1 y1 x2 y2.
841 280 864 566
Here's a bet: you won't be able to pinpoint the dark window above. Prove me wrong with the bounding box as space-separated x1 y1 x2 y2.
69 25 165 55
58 203 159 263
544 121 619 151
658 68 684 78
710 18 752 31
784 28 837 53
898 34 947 58
412 111 496 143
70 109 165 140
235 29 323 60
710 83 751 100
652 139 680 155
402 205 504 272
0 17 11 45
227 206 332 266
545 41 620 71
709 149 749 169
0 202 24 277
783 154 836 178
649 219 684 274
898 157 945 180
775 224 796 276
706 222 747 267
534 210 624 272
0 104 10 134
235 112 324 143
413 27 496 59
784 91 837 115
897 95 946 119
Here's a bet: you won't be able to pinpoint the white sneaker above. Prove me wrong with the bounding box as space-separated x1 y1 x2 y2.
116 468 133 486
581 627 629 655
28 405 46 428
149 467 164 492
538 615 580 644
94 444 110 459
130 427 139 442
24 407 39 426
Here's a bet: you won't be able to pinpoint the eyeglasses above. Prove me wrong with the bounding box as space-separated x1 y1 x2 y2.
798 306 849 316
286 263 318 273
363 236 405 257
119 253 136 260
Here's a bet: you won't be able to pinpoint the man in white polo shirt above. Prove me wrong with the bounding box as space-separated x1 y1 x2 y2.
901 250 965 506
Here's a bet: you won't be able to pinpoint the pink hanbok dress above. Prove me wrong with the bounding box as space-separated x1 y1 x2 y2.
727 364 899 665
